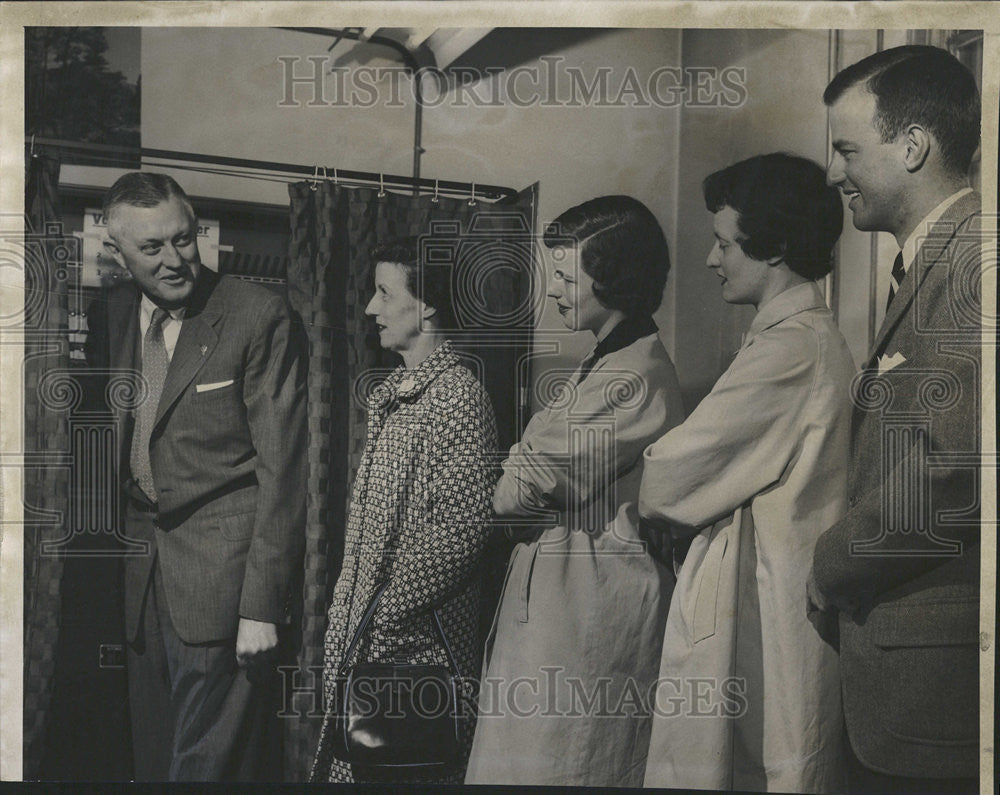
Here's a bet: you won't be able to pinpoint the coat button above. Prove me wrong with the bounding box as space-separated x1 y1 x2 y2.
849 495 859 508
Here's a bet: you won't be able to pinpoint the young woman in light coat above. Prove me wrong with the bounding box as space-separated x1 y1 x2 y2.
465 195 685 787
640 154 855 794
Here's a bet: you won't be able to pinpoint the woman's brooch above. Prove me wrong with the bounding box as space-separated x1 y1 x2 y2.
397 377 418 398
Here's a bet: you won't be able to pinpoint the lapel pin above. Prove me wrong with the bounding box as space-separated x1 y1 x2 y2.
200 345 208 355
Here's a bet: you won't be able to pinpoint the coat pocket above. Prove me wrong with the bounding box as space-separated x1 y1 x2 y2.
692 530 728 643
217 510 256 541
871 596 978 746
487 546 519 640
873 597 978 648
190 376 242 402
517 543 541 624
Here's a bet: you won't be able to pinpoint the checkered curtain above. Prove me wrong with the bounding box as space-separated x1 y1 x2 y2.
22 154 70 779
284 181 535 781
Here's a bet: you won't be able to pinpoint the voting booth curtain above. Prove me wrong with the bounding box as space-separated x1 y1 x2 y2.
22 154 71 779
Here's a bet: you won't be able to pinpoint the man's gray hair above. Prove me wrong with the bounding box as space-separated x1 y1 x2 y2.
103 172 195 224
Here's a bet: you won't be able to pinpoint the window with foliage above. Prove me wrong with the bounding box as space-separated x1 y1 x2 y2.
25 27 140 150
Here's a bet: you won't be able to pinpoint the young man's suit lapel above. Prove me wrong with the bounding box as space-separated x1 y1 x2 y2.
869 190 981 363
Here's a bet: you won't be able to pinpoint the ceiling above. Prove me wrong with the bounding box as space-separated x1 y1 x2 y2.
323 27 494 70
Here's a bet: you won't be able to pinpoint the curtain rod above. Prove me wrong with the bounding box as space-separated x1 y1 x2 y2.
27 137 518 201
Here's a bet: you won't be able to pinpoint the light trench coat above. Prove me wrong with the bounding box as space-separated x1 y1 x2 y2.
465 330 685 787
639 282 855 794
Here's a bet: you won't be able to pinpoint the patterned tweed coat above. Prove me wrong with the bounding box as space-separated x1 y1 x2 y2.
311 341 498 784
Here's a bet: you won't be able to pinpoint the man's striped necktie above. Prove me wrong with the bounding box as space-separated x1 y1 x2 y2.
885 251 906 313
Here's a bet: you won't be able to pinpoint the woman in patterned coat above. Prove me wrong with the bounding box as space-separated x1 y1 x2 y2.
465 196 685 786
311 241 497 784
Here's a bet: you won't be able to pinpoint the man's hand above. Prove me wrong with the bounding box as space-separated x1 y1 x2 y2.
805 568 830 614
806 569 839 649
236 617 278 668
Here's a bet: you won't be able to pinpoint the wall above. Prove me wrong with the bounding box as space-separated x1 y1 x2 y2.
140 27 416 204
672 28 834 408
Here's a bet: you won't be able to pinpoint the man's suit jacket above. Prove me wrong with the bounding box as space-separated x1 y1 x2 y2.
86 269 307 644
811 191 982 778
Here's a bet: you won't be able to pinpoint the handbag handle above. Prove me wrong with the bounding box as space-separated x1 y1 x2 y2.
338 580 463 679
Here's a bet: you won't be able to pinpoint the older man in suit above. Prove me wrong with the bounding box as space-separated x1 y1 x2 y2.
86 173 306 781
808 46 983 793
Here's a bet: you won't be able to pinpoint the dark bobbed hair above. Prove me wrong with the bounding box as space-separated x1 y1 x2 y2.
103 172 195 223
702 153 843 280
542 195 670 317
823 44 980 176
370 240 457 330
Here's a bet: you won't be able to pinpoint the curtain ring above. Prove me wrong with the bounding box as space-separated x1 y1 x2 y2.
431 179 439 203
309 165 320 191
468 182 477 206
377 173 386 198
320 165 329 182
333 167 339 185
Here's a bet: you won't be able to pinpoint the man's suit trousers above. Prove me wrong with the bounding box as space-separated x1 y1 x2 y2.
125 506 279 781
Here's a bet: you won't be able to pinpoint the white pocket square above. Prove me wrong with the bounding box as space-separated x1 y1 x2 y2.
876 352 906 374
195 379 235 393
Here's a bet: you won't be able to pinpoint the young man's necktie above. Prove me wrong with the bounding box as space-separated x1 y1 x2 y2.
885 251 906 313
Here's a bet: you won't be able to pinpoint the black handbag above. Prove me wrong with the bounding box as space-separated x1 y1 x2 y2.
330 580 463 768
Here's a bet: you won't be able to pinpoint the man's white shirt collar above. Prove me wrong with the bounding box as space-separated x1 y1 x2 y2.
900 187 973 272
139 294 186 324
139 295 186 361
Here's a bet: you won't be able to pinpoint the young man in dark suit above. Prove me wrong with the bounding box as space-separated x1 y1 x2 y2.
87 173 307 781
808 46 984 794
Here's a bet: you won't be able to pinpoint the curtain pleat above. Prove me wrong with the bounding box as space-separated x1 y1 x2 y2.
284 181 346 780
283 181 535 781
22 154 70 779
